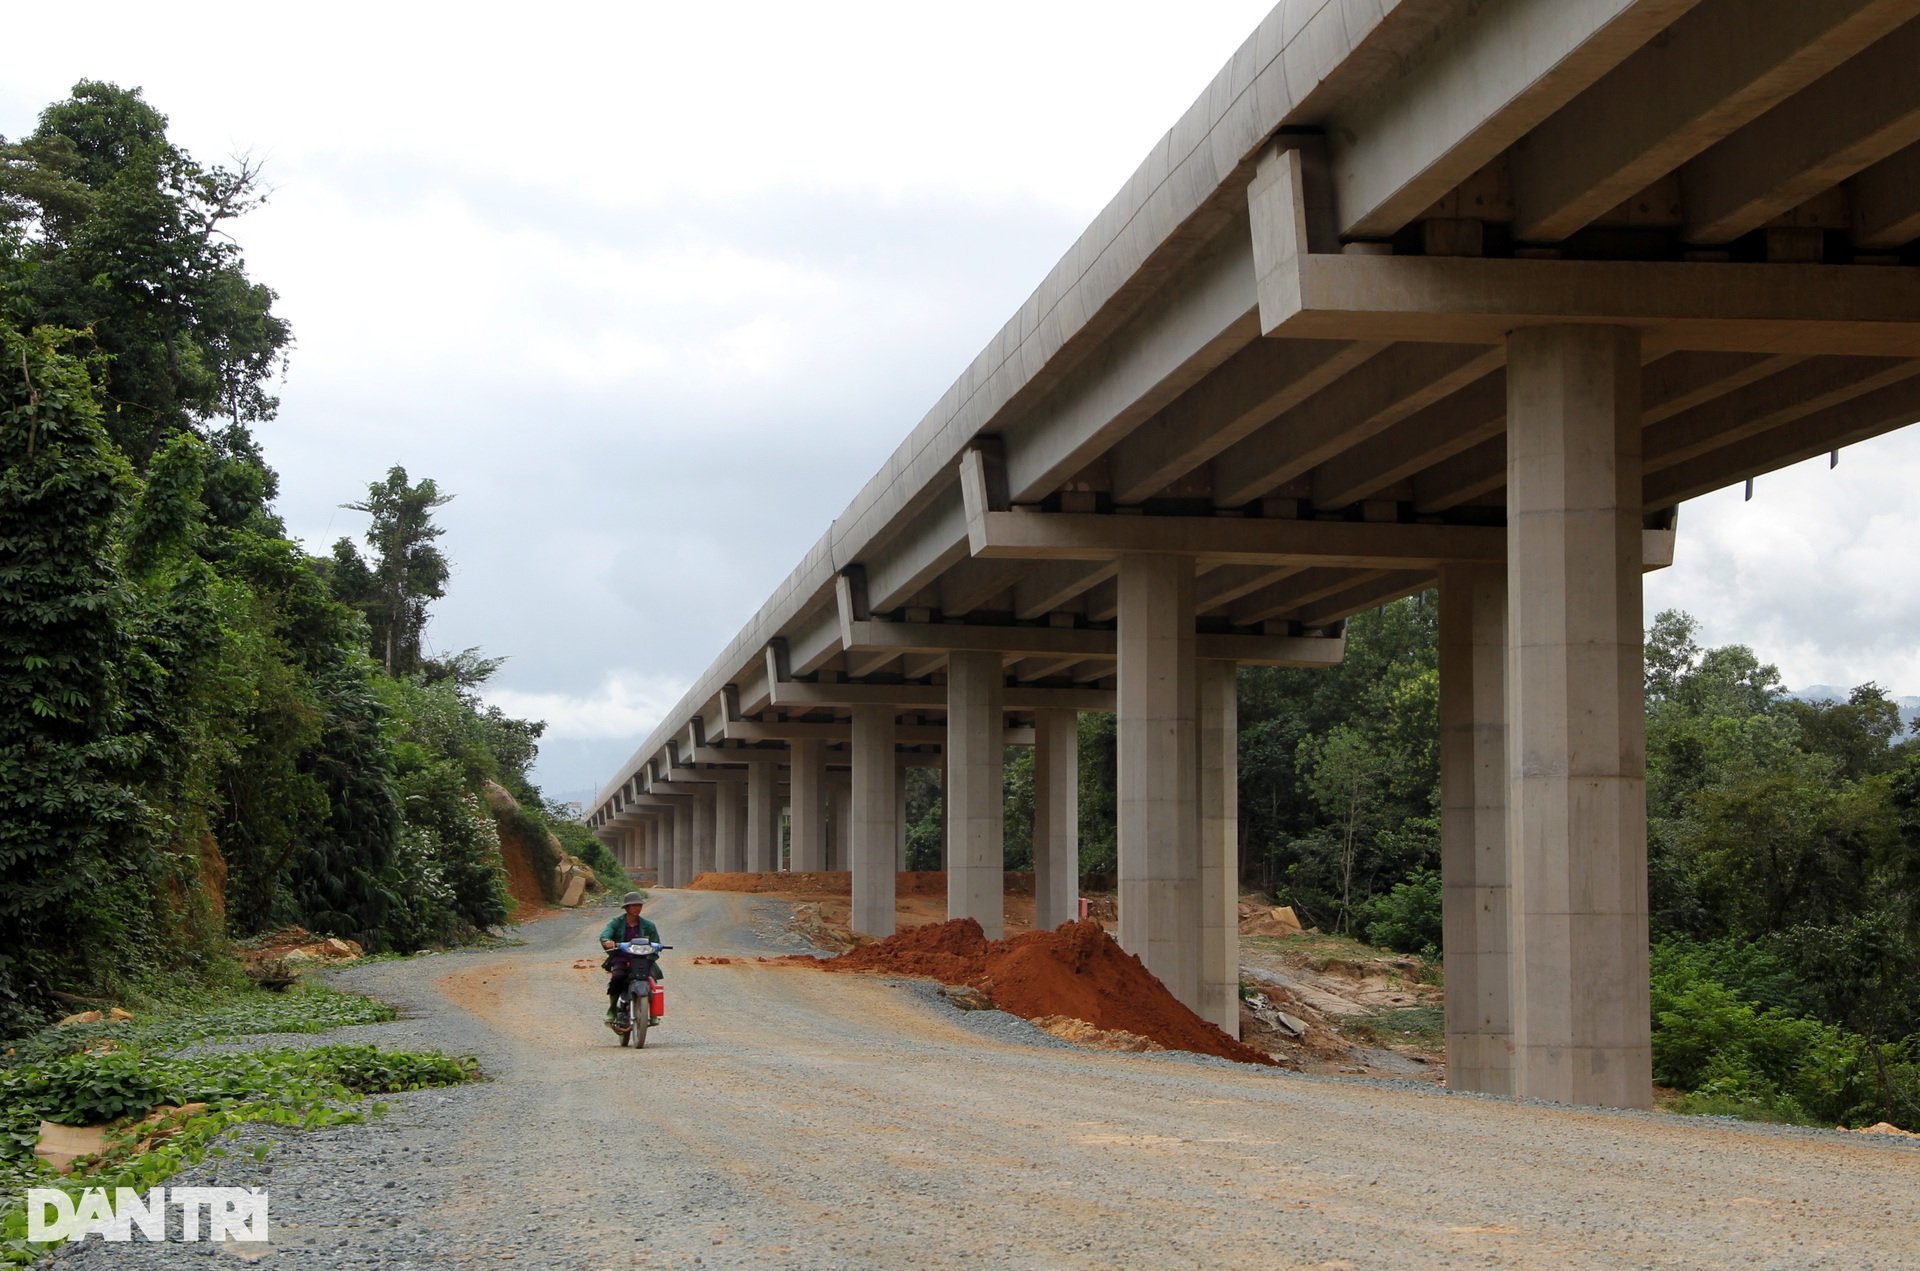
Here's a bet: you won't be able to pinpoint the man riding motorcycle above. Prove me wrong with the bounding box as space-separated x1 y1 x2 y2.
599 890 663 1028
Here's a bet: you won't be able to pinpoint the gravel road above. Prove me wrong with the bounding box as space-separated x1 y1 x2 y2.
46 889 1920 1269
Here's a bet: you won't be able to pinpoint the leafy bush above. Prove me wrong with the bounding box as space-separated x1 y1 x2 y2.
1361 866 1442 957
1649 944 1904 1128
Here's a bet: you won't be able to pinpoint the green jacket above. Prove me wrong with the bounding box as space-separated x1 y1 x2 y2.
599 913 661 961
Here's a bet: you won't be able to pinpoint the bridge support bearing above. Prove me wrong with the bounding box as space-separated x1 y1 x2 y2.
746 759 780 872
1441 564 1512 1094
947 650 1007 939
790 740 827 871
1032 709 1080 932
851 706 899 937
1198 658 1240 1037
1505 324 1653 1110
1117 554 1201 1013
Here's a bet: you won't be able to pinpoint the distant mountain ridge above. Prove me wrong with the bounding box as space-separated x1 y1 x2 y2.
1789 685 1920 735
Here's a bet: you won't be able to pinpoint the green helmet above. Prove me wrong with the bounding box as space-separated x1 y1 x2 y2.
621 890 649 905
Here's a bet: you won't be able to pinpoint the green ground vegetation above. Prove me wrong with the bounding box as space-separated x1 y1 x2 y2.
0 981 475 1265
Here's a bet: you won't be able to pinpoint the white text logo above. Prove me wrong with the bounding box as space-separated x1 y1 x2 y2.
25 1187 269 1243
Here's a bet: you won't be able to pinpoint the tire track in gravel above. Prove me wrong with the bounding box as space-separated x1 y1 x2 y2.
399 889 1920 1270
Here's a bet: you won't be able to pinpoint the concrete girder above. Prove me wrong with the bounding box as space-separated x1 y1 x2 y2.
1851 140 1920 248
1643 370 1920 506
1012 654 1085 683
1210 343 1507 507
1510 0 1916 242
845 649 900 680
1309 368 1507 511
1643 356 1920 473
1012 560 1115 621
858 482 971 615
937 557 1030 617
1327 0 1698 240
1681 16 1920 244
1410 350 1807 513
1229 567 1391 627
1001 232 1261 506
1411 438 1507 515
1291 571 1438 628
1107 338 1382 504
1195 564 1301 613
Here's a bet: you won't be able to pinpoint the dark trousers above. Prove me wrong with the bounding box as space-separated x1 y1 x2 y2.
607 963 661 1000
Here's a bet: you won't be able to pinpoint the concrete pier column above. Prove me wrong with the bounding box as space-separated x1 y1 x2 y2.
851 706 899 936
1198 659 1240 1036
789 740 826 871
946 650 1005 938
746 759 779 872
1116 553 1200 1011
895 766 911 871
714 771 745 873
1441 565 1512 1094
638 821 655 876
1505 324 1651 1110
827 773 852 872
691 784 716 882
1032 710 1079 932
671 800 692 890
937 751 950 870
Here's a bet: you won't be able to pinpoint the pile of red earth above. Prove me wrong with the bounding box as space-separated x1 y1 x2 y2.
812 917 1275 1067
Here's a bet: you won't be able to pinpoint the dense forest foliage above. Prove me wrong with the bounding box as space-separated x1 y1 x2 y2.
0 82 620 1035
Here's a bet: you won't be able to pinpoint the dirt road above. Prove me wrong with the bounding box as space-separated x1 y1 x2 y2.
65 889 1920 1268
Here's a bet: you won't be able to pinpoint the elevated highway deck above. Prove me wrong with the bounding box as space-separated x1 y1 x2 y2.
590 0 1920 1110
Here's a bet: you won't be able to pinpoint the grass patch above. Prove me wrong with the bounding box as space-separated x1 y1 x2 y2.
0 984 475 1266
1351 1005 1447 1051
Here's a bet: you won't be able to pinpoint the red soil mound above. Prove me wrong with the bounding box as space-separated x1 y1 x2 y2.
689 871 949 898
819 917 1274 1067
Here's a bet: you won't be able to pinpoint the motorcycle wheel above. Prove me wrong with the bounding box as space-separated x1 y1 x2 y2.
631 992 649 1049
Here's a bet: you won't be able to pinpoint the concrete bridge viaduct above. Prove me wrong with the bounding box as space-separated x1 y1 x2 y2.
589 0 1920 1111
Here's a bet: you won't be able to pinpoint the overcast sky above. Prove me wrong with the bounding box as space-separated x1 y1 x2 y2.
7 3 1918 805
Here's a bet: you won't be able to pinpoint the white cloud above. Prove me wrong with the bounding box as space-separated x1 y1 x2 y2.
481 669 689 744
1647 426 1920 693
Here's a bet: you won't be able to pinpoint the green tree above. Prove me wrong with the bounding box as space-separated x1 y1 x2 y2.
331 467 453 676
2 82 290 469
0 321 142 1028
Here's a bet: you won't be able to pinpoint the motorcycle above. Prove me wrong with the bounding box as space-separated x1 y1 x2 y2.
608 940 670 1048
